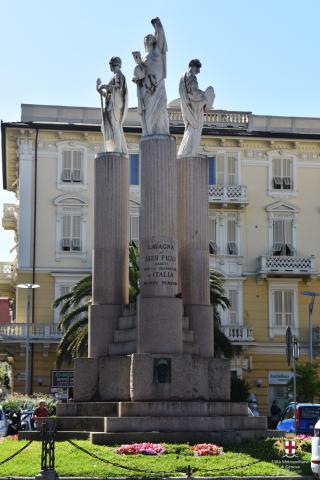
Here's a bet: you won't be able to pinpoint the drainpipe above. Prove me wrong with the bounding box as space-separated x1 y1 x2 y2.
30 127 39 394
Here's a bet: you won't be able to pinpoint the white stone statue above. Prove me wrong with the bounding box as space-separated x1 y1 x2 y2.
178 59 215 157
132 17 169 136
96 57 128 154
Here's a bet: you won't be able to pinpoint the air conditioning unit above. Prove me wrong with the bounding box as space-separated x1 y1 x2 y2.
72 238 81 251
61 238 71 251
62 169 71 182
72 169 82 182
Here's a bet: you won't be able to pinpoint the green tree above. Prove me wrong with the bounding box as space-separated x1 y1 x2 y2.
288 361 320 402
54 247 232 365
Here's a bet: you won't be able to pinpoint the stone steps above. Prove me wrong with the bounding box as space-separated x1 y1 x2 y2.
103 415 267 433
118 400 248 417
114 328 136 343
118 315 136 329
90 429 268 445
57 401 118 417
183 341 199 354
19 430 90 441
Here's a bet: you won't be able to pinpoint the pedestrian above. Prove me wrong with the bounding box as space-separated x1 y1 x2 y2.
33 400 48 430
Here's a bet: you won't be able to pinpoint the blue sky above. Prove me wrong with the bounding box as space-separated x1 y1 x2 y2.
1 0 320 260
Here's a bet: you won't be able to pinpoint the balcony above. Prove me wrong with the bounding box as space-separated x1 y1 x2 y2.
208 184 248 206
2 203 18 231
168 109 250 129
0 323 61 343
220 324 254 343
0 263 13 283
258 255 316 280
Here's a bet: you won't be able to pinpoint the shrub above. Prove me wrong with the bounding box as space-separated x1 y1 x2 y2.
2 393 57 416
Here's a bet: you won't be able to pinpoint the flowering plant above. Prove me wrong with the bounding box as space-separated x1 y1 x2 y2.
116 442 166 455
192 443 224 456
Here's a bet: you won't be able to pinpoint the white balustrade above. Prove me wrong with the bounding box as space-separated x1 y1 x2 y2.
0 323 61 341
220 325 254 341
208 184 247 204
168 110 250 128
259 255 315 274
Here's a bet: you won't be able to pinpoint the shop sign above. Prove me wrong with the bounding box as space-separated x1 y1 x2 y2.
269 371 294 385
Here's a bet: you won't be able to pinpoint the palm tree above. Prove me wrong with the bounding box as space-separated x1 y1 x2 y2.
53 246 139 367
54 247 232 365
210 271 234 358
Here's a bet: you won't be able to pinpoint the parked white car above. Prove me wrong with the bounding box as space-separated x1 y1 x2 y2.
311 419 320 478
0 406 8 437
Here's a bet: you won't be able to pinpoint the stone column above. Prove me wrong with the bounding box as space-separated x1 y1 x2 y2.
177 154 213 357
89 152 129 357
137 135 183 353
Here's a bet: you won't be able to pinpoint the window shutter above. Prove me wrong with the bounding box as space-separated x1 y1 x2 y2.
284 290 293 326
208 157 216 185
208 217 217 254
284 219 293 255
272 158 282 189
227 218 237 255
61 215 71 250
273 220 284 254
130 154 139 186
216 154 225 184
130 216 139 242
62 151 72 181
71 215 81 250
274 291 283 326
283 159 293 189
227 155 237 185
228 289 238 324
72 151 82 182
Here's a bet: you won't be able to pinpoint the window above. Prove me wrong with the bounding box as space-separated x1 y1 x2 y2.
216 153 237 185
130 154 139 186
62 151 83 183
209 216 218 254
272 219 293 256
272 158 294 191
208 157 216 185
269 281 298 337
54 194 88 261
227 289 238 325
227 217 237 255
61 214 81 251
130 215 139 247
274 290 293 327
219 281 243 326
53 276 84 323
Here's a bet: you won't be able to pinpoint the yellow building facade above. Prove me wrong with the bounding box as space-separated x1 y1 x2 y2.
2 102 320 413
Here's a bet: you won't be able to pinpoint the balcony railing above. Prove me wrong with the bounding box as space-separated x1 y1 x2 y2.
208 184 247 205
2 203 18 231
168 110 250 129
259 255 316 276
0 263 13 282
220 325 254 342
0 323 61 342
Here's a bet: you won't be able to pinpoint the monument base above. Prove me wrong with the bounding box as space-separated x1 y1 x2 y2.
73 353 230 402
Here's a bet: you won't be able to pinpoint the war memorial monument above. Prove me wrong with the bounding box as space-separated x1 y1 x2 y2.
56 17 267 444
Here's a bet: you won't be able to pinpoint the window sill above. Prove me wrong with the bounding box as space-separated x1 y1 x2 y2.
55 251 87 263
268 189 297 197
57 183 88 192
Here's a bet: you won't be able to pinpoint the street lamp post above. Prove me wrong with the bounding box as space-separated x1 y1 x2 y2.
301 291 320 362
17 283 40 395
